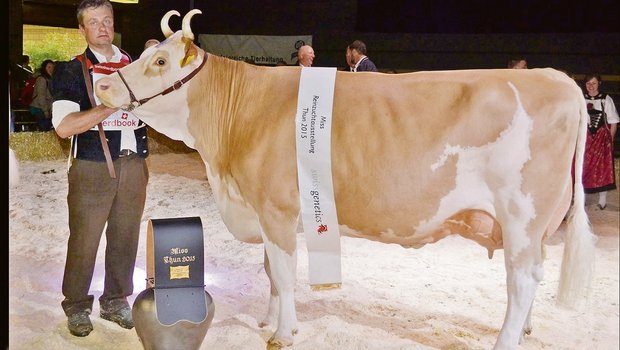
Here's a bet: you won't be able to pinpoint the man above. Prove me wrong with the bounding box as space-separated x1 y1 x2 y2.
508 57 528 69
13 55 34 107
348 40 378 72
297 44 315 67
50 0 149 337
21 54 34 74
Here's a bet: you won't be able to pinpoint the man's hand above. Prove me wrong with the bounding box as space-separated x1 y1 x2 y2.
55 104 119 139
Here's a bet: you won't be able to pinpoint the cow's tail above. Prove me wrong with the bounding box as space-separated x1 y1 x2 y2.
556 96 597 308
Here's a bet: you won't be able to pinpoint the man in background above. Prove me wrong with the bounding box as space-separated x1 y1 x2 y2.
348 40 377 72
508 57 528 69
21 55 33 74
297 45 315 67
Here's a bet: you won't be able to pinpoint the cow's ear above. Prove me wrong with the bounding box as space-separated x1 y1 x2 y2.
180 41 198 67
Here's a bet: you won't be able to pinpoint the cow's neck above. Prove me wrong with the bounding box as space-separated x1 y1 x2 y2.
196 55 274 173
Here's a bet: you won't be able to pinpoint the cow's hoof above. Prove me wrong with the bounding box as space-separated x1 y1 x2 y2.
518 328 532 345
266 335 293 350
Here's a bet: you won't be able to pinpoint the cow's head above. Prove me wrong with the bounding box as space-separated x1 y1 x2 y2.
95 9 206 146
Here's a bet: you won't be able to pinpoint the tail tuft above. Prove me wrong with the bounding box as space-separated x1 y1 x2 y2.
556 91 597 308
556 201 596 307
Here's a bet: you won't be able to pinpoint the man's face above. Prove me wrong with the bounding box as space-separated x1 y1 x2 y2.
299 46 315 67
345 48 353 67
349 49 361 65
79 6 115 47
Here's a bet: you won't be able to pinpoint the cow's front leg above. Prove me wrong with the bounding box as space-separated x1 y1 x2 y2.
259 247 278 328
260 217 298 348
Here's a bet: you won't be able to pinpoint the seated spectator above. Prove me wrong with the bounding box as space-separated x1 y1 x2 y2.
29 59 56 131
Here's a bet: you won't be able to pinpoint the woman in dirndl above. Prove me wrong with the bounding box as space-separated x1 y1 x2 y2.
583 74 619 209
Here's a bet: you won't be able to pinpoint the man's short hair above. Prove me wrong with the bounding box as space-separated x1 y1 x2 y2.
77 0 114 26
348 40 367 55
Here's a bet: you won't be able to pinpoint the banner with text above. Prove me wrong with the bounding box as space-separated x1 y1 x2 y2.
295 67 341 286
198 34 312 65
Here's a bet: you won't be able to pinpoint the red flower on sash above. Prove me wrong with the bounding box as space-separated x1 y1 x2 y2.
317 224 328 234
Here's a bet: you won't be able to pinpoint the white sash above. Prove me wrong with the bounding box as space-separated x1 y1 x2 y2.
295 67 341 287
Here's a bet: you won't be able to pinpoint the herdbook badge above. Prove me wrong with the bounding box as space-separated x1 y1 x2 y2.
295 67 342 287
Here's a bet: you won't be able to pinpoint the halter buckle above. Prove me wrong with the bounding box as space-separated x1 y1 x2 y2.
124 101 141 112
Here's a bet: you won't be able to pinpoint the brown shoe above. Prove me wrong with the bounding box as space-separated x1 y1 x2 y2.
68 311 93 337
100 306 134 329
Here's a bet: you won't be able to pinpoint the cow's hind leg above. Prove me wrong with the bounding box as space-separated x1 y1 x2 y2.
494 244 544 350
520 299 534 343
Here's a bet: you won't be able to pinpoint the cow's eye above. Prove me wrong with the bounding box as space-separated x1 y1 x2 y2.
156 58 166 66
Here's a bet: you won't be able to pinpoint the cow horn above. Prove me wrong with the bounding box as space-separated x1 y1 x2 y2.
182 9 202 41
161 10 180 38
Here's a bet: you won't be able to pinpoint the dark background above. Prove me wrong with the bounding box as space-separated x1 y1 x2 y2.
5 1 620 161
10 0 620 73
7 0 620 110
357 0 620 34
9 1 620 148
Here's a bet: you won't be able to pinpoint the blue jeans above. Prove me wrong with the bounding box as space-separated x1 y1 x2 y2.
29 106 53 131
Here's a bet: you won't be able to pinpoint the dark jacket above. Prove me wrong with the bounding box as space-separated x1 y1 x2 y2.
356 56 378 72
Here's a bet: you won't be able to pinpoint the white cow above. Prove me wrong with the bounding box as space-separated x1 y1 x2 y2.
95 10 596 350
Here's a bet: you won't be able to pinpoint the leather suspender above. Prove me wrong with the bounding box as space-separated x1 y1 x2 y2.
78 52 117 179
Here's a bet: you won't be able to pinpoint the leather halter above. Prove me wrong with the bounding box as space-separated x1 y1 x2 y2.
117 54 207 112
